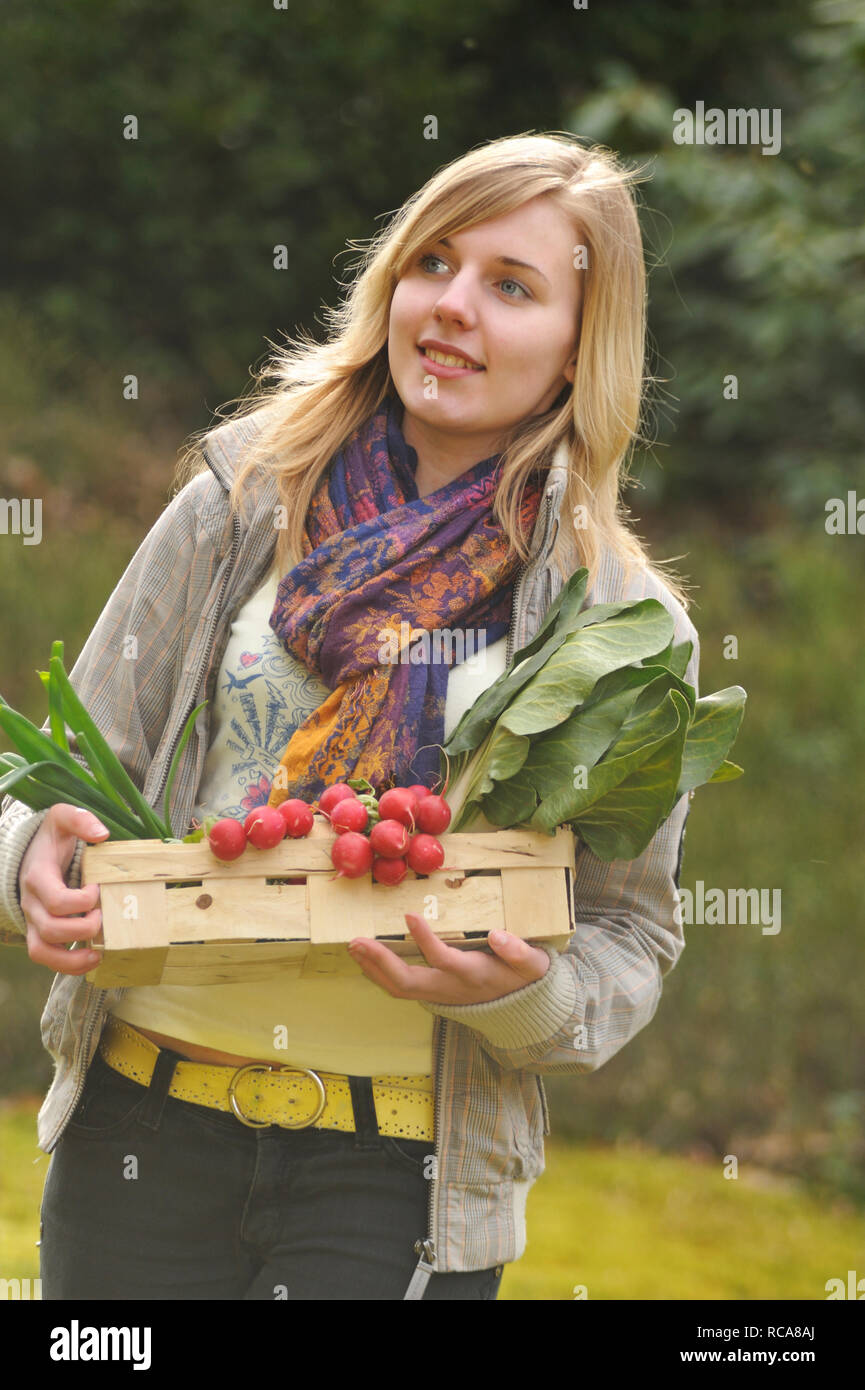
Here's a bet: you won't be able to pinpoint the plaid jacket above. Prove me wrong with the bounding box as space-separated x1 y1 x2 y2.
0 414 699 1291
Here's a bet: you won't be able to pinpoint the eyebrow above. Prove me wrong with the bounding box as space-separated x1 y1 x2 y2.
436 236 551 288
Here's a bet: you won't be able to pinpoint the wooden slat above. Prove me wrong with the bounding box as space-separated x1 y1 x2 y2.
87 922 573 987
99 881 169 951
80 816 339 883
427 827 575 870
81 822 577 884
161 941 311 985
500 867 573 942
368 875 504 937
86 947 169 988
163 880 309 943
308 874 375 943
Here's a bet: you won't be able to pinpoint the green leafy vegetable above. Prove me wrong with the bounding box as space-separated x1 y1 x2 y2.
440 568 746 861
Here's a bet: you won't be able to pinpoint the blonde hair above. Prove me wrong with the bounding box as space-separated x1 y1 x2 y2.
174 130 692 607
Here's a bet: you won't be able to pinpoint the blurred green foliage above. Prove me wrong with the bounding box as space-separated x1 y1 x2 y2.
571 0 865 519
3 0 861 514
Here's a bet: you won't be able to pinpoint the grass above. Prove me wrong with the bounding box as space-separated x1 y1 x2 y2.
501 1137 864 1301
1 1099 861 1300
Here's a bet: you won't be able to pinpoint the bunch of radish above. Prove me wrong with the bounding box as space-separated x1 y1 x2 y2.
201 778 452 885
204 798 316 861
323 781 451 883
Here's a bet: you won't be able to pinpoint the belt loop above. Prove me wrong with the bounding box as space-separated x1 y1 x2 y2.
136 1047 186 1132
348 1075 380 1150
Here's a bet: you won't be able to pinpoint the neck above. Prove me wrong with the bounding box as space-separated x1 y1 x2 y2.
401 408 501 498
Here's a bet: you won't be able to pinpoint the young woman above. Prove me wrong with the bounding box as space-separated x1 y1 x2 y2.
1 131 699 1301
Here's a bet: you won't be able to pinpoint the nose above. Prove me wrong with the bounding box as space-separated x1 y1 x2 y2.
431 269 478 328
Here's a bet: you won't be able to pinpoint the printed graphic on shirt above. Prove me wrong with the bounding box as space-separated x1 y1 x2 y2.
194 616 330 824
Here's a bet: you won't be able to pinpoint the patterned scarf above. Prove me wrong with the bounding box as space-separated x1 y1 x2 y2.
265 394 543 803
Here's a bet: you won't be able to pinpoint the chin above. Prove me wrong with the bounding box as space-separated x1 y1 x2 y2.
407 397 483 430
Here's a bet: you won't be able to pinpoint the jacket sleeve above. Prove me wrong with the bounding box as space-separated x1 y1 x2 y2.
418 615 701 1076
0 471 223 945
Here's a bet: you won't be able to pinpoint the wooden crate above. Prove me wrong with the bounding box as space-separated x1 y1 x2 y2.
81 817 577 987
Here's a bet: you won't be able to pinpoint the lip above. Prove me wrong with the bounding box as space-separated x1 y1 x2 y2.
417 340 485 374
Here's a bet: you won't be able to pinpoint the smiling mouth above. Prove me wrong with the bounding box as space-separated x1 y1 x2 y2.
417 345 485 371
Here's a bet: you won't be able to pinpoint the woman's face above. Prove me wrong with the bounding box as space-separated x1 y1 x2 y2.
388 194 582 459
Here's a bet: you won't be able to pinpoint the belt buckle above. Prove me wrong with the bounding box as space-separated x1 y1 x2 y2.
227 1064 327 1130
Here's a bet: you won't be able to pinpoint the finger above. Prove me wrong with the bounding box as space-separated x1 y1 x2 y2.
347 941 416 997
49 804 111 843
402 912 467 972
21 895 103 947
349 935 461 1001
26 926 101 975
21 884 100 928
487 930 550 981
21 857 102 920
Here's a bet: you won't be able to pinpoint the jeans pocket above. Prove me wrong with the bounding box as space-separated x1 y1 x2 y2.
379 1135 433 1179
66 1055 145 1139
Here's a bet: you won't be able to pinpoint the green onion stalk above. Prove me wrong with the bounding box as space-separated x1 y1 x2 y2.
0 642 206 842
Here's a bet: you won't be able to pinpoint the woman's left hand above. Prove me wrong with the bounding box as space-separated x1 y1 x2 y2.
347 913 551 1005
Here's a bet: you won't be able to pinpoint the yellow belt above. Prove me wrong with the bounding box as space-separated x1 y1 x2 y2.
99 1016 435 1141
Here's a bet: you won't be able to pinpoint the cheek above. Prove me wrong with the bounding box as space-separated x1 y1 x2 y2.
389 282 424 345
497 315 574 382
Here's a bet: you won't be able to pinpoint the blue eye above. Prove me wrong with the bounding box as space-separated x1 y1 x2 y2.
416 254 530 301
499 277 529 300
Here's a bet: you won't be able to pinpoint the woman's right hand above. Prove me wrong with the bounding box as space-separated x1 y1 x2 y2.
19 804 110 975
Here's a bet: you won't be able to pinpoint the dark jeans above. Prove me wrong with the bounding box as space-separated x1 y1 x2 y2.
39 1047 504 1301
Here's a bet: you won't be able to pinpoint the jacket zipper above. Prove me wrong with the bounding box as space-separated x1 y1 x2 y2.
403 482 560 1285
153 499 242 817
505 488 555 666
537 1076 551 1136
54 985 109 1141
53 452 240 1146
505 561 527 667
405 1014 447 1298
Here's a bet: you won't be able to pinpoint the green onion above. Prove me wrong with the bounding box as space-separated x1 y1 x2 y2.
38 668 69 753
48 653 172 839
0 699 99 788
0 758 147 836
0 760 139 837
0 644 208 843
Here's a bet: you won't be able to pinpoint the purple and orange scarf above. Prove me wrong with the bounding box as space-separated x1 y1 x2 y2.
265 395 543 803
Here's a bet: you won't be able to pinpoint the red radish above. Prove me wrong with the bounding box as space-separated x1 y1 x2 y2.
246 806 287 849
370 818 411 859
407 784 432 801
318 783 358 816
373 855 407 886
406 833 445 874
414 794 451 834
244 807 268 836
208 818 247 862
330 798 369 834
377 787 418 828
277 799 315 838
331 831 374 878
